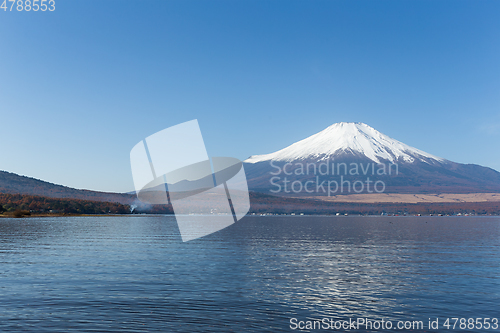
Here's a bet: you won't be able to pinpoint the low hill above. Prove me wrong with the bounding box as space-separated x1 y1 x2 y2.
0 170 134 204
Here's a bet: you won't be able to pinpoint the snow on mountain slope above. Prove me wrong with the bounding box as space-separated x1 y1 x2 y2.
245 122 445 164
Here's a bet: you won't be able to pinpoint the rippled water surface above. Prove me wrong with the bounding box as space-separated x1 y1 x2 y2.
0 215 499 332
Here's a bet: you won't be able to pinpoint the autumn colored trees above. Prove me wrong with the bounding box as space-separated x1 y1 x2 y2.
0 193 131 215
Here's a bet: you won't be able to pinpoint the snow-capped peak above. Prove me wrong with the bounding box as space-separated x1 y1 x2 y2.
245 122 445 164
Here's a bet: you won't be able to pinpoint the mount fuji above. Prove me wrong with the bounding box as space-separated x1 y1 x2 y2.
243 122 500 195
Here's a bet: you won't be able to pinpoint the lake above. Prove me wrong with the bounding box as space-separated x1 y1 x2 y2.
0 215 499 332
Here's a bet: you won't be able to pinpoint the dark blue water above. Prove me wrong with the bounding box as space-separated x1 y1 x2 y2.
0 216 499 332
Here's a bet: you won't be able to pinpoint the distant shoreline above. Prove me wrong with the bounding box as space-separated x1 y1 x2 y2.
2 212 499 219
0 213 133 218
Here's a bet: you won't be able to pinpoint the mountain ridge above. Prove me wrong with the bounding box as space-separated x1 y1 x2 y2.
2 122 499 200
0 170 134 204
243 122 500 195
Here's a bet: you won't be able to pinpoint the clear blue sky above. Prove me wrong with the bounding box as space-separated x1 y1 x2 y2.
1 0 499 193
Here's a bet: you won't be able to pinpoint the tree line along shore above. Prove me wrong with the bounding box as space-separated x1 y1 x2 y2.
1 192 500 218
